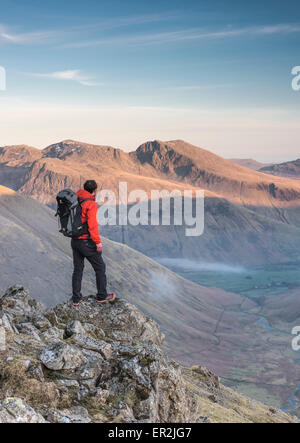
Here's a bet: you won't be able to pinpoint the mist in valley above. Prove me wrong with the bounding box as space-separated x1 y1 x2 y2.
149 272 177 300
155 258 247 274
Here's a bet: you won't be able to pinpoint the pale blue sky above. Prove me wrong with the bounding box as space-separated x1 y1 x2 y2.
0 0 299 161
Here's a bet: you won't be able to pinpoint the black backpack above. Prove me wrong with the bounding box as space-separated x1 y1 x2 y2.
55 188 93 238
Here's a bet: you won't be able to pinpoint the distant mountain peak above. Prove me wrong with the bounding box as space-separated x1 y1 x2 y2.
229 158 271 171
41 140 118 159
0 144 41 164
260 158 300 178
42 140 83 159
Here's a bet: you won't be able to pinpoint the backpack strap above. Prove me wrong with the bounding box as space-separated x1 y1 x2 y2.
78 198 95 205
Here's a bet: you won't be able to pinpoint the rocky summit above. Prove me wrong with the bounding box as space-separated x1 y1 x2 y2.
0 286 298 423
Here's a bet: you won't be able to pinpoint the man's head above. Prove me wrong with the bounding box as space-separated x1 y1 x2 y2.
84 180 98 196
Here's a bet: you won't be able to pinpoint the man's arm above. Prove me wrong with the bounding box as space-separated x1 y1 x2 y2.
86 201 101 246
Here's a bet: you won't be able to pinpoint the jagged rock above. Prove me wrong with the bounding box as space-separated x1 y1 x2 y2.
94 388 110 406
41 327 64 341
78 366 99 381
80 379 97 390
65 320 86 337
17 322 41 341
0 286 44 320
65 320 105 341
70 333 112 358
0 407 12 422
39 342 88 371
76 349 104 385
76 387 90 400
54 296 164 346
98 342 200 422
27 363 45 382
33 315 52 330
46 406 91 423
56 379 80 389
190 366 220 389
83 323 105 339
111 405 136 423
93 412 110 423
44 310 58 326
0 312 18 334
0 326 5 351
0 398 46 423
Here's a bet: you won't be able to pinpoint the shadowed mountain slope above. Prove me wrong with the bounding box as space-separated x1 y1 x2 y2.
0 185 248 372
229 158 271 171
0 145 42 192
1 186 300 415
260 159 300 178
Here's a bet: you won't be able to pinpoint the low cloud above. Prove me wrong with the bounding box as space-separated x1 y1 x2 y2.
149 272 177 299
157 258 247 274
29 70 102 87
0 24 69 45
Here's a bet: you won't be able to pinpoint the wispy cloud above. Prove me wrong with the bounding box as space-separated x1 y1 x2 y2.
2 19 300 47
91 12 180 30
0 13 180 46
169 84 235 91
29 70 102 86
0 24 70 44
66 23 300 48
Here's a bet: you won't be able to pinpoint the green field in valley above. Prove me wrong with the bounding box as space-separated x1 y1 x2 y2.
160 261 300 301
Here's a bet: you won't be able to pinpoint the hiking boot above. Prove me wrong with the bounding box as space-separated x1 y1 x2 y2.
96 293 116 304
73 296 84 307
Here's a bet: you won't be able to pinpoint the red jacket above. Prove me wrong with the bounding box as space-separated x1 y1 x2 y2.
77 189 101 244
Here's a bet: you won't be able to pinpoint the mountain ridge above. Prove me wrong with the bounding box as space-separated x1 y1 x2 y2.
259 159 300 178
2 138 300 207
229 158 271 171
2 139 300 265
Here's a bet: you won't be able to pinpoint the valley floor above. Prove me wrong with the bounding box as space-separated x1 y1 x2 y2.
157 259 300 418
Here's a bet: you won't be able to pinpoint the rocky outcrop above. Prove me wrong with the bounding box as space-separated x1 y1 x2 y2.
0 286 298 424
0 397 47 423
0 326 5 352
0 286 200 423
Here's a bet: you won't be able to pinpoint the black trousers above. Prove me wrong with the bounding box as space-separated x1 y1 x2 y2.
71 239 108 302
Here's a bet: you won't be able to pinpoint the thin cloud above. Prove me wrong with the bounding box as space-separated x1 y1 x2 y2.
2 21 300 47
66 23 300 48
0 24 70 44
92 12 181 30
169 84 235 91
0 13 180 45
29 70 102 86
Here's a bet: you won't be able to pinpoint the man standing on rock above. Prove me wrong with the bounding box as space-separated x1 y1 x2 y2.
71 180 116 306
